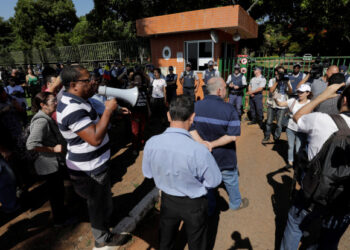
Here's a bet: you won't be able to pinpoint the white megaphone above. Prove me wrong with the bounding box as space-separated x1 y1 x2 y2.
98 86 139 106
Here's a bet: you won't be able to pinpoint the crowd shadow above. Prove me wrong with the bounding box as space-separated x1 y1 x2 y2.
266 167 293 250
228 231 253 250
0 211 50 249
271 139 289 165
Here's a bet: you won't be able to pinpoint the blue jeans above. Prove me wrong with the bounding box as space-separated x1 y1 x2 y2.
265 107 287 139
286 128 307 163
207 169 241 215
0 159 18 212
229 94 243 117
281 204 350 250
249 93 263 121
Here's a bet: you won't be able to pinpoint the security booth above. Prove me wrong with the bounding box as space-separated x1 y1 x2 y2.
136 5 258 99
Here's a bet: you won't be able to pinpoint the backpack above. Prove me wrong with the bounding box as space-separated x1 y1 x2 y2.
301 114 350 211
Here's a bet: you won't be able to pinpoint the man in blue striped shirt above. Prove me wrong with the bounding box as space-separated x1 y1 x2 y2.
190 77 249 215
142 95 222 250
56 65 122 248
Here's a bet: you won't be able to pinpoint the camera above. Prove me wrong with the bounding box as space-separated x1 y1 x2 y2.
309 57 330 79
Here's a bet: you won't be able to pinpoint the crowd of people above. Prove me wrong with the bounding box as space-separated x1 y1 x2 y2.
0 58 349 249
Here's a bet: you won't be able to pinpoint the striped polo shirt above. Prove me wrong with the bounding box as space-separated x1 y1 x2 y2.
56 92 110 174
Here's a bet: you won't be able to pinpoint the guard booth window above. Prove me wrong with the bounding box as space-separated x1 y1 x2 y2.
185 40 214 71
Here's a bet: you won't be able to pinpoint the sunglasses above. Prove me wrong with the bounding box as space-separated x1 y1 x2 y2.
297 91 308 94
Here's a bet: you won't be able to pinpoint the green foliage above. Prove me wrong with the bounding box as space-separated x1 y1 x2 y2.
3 0 350 56
10 0 78 50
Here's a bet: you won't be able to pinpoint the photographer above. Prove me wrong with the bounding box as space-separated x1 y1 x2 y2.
263 66 292 143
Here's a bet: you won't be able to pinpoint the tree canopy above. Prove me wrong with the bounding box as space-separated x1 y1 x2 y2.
1 0 350 56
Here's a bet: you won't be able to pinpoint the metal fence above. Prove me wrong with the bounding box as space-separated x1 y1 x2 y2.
219 56 350 110
0 39 150 69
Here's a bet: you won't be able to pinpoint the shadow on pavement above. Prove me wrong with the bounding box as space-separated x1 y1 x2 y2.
266 167 293 250
0 211 50 249
271 139 289 165
228 231 253 250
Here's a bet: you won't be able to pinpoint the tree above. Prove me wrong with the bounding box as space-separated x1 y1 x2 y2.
10 0 78 50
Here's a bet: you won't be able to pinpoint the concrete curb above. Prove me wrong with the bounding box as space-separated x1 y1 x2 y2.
97 187 160 250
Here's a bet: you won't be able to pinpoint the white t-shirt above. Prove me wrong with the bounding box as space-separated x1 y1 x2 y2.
297 112 350 160
287 98 310 131
152 78 166 98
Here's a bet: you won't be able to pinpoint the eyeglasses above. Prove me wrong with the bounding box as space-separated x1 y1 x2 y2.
76 78 91 83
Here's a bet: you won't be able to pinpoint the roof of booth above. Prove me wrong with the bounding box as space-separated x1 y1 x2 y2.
136 5 258 39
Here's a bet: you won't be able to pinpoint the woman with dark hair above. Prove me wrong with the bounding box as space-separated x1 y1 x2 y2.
26 67 40 97
275 84 312 167
26 92 68 226
151 68 167 122
129 72 150 154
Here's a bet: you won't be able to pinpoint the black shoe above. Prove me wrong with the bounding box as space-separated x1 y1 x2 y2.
247 120 257 125
273 136 281 143
94 233 129 248
262 136 270 144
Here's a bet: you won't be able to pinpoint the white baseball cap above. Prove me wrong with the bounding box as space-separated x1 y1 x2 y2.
297 84 311 92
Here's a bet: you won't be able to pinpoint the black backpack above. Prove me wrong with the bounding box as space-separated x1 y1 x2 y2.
301 114 350 211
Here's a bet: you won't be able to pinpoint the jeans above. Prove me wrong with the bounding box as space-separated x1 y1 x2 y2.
265 107 287 139
281 202 350 250
249 93 263 121
0 159 18 212
286 128 307 163
69 167 113 244
229 94 243 117
208 169 241 215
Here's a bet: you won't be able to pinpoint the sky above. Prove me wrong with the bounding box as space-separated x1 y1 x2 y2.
0 0 94 20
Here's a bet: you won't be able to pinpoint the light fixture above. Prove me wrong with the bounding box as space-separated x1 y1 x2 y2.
210 30 219 43
233 31 241 42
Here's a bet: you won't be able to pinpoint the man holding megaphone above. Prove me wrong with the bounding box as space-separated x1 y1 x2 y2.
56 65 128 248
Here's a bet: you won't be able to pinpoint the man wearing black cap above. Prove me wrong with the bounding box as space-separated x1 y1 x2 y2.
180 62 199 102
289 63 306 97
203 60 220 96
340 65 350 86
226 64 247 119
165 66 178 103
247 67 266 126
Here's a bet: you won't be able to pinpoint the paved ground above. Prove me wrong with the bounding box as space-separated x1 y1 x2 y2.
0 120 349 249
125 122 350 250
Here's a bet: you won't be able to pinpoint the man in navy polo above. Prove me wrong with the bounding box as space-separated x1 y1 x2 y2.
190 77 249 215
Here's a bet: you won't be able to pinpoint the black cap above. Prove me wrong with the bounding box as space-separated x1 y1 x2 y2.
234 64 240 69
169 66 174 70
186 62 192 67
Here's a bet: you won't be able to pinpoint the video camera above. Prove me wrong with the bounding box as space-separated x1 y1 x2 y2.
309 57 330 79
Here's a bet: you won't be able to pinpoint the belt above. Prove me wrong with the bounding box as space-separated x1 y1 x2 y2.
183 86 195 89
161 191 206 201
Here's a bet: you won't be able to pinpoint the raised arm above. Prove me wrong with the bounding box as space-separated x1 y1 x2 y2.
77 99 118 146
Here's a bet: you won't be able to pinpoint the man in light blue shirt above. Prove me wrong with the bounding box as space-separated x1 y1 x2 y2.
142 95 221 250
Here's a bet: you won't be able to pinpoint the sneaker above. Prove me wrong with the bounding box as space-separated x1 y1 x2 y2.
234 198 249 211
94 233 127 248
262 136 270 144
